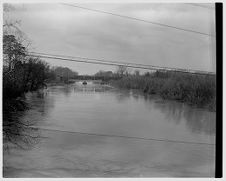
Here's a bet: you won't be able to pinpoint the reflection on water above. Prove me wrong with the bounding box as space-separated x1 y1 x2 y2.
4 123 41 151
153 100 215 135
3 110 41 151
3 90 56 152
18 82 215 143
3 81 216 177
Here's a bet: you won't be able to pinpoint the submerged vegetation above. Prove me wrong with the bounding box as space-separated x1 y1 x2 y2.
3 7 54 148
3 34 48 149
3 34 76 149
3 30 77 149
111 71 216 111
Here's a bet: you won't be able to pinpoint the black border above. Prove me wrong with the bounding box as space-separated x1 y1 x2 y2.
215 2 223 178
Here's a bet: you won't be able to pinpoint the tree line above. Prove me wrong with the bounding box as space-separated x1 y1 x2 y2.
3 34 50 99
3 34 80 99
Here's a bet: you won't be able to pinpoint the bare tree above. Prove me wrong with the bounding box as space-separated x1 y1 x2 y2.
3 3 32 51
134 70 140 76
116 65 128 77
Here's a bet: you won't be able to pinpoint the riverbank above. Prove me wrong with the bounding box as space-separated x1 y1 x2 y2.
110 72 216 111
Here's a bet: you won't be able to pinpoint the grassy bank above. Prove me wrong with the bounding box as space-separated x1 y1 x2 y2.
111 71 216 111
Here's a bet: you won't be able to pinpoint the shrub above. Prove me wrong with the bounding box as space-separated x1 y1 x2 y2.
111 72 216 111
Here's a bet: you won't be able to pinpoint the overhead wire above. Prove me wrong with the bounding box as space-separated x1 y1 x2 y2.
187 3 215 10
30 51 208 73
28 52 216 75
29 53 182 72
27 4 216 75
33 126 215 146
62 3 214 37
30 51 165 69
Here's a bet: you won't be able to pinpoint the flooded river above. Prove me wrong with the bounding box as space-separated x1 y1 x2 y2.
3 81 216 177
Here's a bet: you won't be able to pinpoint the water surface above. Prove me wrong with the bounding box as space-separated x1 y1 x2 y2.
3 81 216 177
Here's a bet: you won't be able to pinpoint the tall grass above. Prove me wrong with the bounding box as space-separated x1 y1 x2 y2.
111 71 216 111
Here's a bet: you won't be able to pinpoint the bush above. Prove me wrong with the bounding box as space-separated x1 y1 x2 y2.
111 72 216 111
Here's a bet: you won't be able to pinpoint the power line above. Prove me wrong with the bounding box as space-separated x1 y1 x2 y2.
30 53 180 72
28 52 216 76
29 52 215 75
62 3 214 37
30 51 161 68
33 126 215 146
30 51 197 72
187 3 215 10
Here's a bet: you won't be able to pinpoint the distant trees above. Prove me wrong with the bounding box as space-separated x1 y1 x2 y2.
95 70 114 77
54 67 78 78
144 72 151 77
116 65 128 77
134 70 140 76
47 67 78 83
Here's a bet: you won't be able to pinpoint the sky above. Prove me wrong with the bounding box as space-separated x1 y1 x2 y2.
4 3 216 75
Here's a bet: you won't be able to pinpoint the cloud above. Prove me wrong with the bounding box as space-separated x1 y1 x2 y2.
6 3 215 74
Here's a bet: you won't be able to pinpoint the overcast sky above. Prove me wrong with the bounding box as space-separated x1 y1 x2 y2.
5 3 216 75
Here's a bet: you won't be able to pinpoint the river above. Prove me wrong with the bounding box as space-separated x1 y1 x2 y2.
3 81 216 177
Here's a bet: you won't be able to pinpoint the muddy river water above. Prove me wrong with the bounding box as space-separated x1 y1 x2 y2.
3 81 215 177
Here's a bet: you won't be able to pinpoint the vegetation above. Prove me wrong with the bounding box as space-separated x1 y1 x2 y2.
3 6 55 149
95 70 114 77
46 66 78 84
3 35 77 150
3 33 51 148
3 35 50 99
111 71 216 111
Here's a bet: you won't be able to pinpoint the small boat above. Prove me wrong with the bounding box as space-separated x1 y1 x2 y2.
82 81 87 85
68 79 75 84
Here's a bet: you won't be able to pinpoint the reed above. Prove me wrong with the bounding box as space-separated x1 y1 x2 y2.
111 71 216 111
